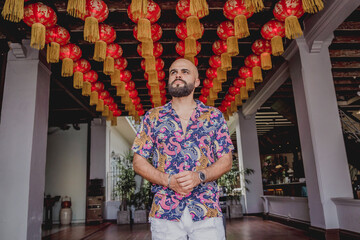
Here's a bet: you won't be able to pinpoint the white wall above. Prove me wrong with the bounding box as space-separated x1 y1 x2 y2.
45 124 88 223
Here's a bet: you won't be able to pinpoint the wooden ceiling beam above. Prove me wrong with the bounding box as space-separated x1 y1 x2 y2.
330 49 360 57
332 61 360 69
332 70 360 78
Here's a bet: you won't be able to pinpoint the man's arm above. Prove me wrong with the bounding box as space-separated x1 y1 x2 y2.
133 153 189 195
174 151 233 194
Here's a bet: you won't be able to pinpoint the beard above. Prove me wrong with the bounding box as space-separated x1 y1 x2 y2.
168 79 195 98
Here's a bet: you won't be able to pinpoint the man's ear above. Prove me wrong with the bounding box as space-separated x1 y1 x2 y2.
195 78 201 88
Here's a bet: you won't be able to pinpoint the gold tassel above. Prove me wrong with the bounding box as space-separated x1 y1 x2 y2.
93 40 107 62
106 111 113 121
216 68 227 83
145 56 156 74
104 56 114 75
116 82 126 97
47 42 60 63
285 16 303 40
1 0 24 22
73 72 83 89
111 69 121 86
186 16 202 40
151 86 160 97
235 94 242 106
67 0 86 19
207 98 214 106
102 105 110 117
231 101 237 113
189 0 209 18
244 0 264 13
221 53 232 71
246 77 255 91
148 72 159 87
137 18 152 43
61 58 74 77
96 99 104 112
30 23 46 50
271 36 284 56
252 66 262 83
82 81 92 96
240 87 248 100
234 15 250 39
84 16 99 43
260 52 272 70
184 55 195 65
185 37 197 57
142 40 154 58
226 36 239 57
208 88 218 100
227 107 233 117
90 91 99 106
130 0 148 18
302 0 324 14
213 79 222 92
111 117 117 126
122 94 131 105
224 112 229 121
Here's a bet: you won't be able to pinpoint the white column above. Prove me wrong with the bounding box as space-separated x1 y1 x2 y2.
287 37 353 230
237 112 263 214
0 40 51 239
90 118 107 181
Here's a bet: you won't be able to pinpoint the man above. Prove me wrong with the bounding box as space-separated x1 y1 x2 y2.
132 59 234 240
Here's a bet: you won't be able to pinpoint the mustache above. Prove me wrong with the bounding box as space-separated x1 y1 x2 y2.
171 78 187 85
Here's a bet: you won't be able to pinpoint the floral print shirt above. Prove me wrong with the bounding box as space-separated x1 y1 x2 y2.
132 100 234 222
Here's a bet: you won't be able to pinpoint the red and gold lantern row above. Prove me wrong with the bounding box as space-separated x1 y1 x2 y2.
94 23 116 63
46 25 71 63
175 40 201 59
1 0 28 22
82 70 98 96
97 90 109 112
104 43 122 75
238 66 254 91
111 57 128 87
137 41 163 59
244 54 262 83
73 58 91 89
80 0 109 43
261 19 285 56
59 43 82 77
141 58 164 74
234 77 248 100
90 81 104 106
223 0 254 39
229 85 241 106
251 39 272 70
273 0 304 40
217 21 238 71
23 2 57 50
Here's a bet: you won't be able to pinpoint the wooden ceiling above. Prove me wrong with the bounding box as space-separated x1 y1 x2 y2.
0 0 359 130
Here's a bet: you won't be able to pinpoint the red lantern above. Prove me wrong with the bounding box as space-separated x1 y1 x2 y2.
129 89 139 99
127 0 161 24
125 81 136 91
201 87 210 97
134 23 162 42
245 54 262 83
23 2 57 50
82 70 98 96
218 105 227 113
199 95 207 104
233 77 246 88
175 40 201 56
138 109 145 116
104 43 123 75
228 86 240 96
81 0 109 43
212 40 227 55
121 70 132 83
137 42 163 58
206 68 217 80
223 0 254 38
103 96 114 105
217 21 238 56
209 55 222 69
45 25 70 63
135 103 143 111
91 82 104 92
158 80 166 90
73 58 91 89
132 97 141 105
59 43 82 77
261 20 285 56
176 0 208 20
114 57 128 71
141 58 164 71
225 94 235 102
113 109 122 117
109 103 118 111
273 0 304 39
239 66 254 91
203 78 213 88
95 23 116 63
145 70 165 81
251 39 272 70
175 21 204 40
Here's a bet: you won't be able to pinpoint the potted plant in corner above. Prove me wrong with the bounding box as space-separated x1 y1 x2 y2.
113 151 136 224
133 178 152 223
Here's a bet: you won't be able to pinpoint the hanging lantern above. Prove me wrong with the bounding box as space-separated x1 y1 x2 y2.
121 70 132 83
243 0 264 13
23 2 57 50
203 78 213 89
176 0 209 40
201 87 210 97
261 19 285 56
144 70 165 82
217 21 238 57
223 0 254 39
113 109 122 117
141 58 165 72
125 81 136 92
199 95 207 104
175 21 204 40
45 25 70 63
135 103 143 111
251 39 272 70
229 85 242 106
175 40 201 57
302 0 324 14
80 0 109 43
244 54 262 83
59 43 82 77
273 0 304 39
212 40 227 56
209 55 221 69
90 82 104 106
67 0 86 19
94 23 116 62
137 41 163 58
128 0 161 43
104 43 123 75
82 70 98 96
1 0 25 22
133 23 162 42
111 57 128 86
233 77 248 100
97 91 110 112
73 59 91 89
129 89 139 99
239 66 254 91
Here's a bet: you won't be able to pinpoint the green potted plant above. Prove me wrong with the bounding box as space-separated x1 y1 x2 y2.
133 179 152 223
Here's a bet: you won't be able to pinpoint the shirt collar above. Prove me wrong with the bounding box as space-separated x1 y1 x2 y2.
161 99 209 117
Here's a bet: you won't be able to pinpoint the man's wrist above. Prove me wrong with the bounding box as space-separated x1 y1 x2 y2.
198 170 206 183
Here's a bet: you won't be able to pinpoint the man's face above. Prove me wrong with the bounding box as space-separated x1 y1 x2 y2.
168 59 200 98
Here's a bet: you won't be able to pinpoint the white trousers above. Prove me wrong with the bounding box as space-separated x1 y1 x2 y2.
149 207 226 240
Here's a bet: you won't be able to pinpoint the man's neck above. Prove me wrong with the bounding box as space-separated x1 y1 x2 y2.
171 95 197 113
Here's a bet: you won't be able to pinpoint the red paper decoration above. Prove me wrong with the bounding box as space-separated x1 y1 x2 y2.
133 23 163 42
223 0 254 38
175 40 201 56
46 26 70 46
59 43 82 77
252 39 272 70
137 42 163 58
212 40 227 55
209 55 222 69
99 23 116 44
261 19 285 56
176 0 207 20
114 57 128 71
74 59 91 73
84 70 98 83
127 0 161 24
175 21 204 40
106 43 123 59
217 21 235 40
141 58 164 71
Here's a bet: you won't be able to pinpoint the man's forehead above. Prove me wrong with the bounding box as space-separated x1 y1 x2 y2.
169 59 196 71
